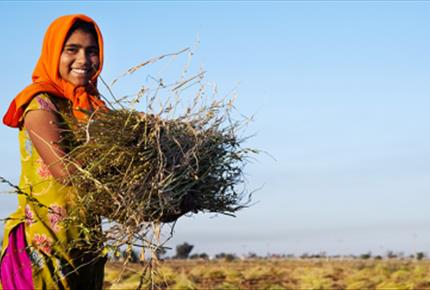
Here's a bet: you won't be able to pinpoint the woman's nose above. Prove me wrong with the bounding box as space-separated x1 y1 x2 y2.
76 49 90 65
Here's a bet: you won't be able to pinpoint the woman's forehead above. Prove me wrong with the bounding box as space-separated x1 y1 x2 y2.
64 29 99 47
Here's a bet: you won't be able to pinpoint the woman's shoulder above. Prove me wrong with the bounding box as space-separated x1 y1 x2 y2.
26 93 58 112
19 93 61 126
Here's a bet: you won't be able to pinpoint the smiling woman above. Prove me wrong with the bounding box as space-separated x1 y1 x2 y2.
1 15 106 290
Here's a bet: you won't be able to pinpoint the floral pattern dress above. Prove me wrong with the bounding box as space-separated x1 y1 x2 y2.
1 94 105 289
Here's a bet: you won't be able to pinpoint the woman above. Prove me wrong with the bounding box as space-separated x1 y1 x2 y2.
1 14 107 289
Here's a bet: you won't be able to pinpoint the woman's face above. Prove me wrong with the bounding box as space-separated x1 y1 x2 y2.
59 29 100 86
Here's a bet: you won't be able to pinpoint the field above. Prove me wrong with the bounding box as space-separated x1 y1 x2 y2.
104 258 430 289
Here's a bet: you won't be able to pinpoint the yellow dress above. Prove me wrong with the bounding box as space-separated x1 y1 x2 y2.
1 94 105 289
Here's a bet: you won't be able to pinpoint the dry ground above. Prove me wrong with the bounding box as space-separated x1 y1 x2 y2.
104 258 430 289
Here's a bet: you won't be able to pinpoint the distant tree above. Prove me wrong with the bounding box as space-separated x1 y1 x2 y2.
189 253 200 259
224 254 236 262
189 252 209 260
386 250 397 259
215 253 225 259
175 242 194 259
300 253 309 259
247 252 258 259
374 255 383 260
199 253 209 260
360 252 372 260
416 252 426 260
215 252 237 261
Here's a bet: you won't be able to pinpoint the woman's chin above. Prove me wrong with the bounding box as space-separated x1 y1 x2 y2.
68 78 90 87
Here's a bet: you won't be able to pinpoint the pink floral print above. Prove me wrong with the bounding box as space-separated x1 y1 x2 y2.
48 204 67 232
25 205 34 226
36 158 52 179
32 233 52 254
36 96 56 111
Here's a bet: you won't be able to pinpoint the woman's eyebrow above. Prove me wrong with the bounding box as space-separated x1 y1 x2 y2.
64 43 98 49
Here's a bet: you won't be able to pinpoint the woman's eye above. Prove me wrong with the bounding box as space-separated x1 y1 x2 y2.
65 47 78 53
87 48 99 56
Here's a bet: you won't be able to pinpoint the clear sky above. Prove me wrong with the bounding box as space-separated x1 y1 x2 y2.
1 1 430 257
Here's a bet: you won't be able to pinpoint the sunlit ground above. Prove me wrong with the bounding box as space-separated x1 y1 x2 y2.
103 258 430 289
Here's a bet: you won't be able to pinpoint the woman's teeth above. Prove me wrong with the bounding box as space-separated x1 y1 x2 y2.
72 68 88 75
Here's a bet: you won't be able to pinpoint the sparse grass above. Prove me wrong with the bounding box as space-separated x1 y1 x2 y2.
103 259 430 290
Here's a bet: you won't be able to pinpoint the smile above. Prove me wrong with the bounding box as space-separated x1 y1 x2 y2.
71 68 90 75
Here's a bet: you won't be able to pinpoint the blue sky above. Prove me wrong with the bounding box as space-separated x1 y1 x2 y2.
1 2 430 256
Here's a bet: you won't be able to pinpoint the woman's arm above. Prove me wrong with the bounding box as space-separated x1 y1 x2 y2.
23 106 73 183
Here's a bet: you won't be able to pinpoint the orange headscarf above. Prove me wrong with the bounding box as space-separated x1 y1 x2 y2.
3 14 106 128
